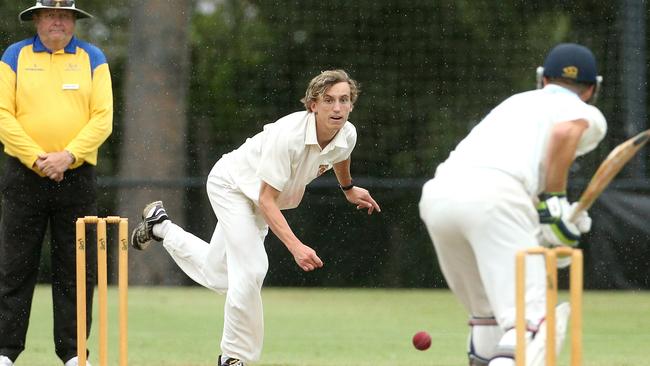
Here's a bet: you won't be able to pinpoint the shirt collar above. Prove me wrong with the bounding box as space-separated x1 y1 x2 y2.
33 35 78 54
542 84 581 99
305 112 350 153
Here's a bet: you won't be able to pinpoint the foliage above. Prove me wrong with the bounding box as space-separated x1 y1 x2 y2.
0 1 646 288
189 0 276 161
183 0 643 289
0 0 639 180
185 1 630 180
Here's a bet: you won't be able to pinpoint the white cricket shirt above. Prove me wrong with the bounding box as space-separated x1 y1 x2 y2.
222 111 356 209
436 84 607 196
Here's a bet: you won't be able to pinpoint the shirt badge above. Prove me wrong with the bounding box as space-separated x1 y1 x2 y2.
317 164 329 176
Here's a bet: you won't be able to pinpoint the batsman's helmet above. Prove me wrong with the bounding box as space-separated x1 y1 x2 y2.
535 43 603 103
541 43 598 84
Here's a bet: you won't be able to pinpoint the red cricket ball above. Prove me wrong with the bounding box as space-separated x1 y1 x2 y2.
412 331 431 351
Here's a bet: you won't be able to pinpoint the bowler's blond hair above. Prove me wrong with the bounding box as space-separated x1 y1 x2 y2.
301 70 360 111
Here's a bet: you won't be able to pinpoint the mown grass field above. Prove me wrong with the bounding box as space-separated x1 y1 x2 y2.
19 286 650 365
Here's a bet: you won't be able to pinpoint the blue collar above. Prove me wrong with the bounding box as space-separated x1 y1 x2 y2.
33 35 78 54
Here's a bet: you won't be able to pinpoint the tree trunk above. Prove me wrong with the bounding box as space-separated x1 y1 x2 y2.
118 0 192 285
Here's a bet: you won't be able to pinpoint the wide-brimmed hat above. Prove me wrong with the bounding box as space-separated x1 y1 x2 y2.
19 0 93 22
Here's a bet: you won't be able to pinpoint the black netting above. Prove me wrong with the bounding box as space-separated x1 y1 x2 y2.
1 0 646 287
190 1 646 181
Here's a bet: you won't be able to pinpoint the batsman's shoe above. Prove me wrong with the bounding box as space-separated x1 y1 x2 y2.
0 355 13 366
131 201 169 250
218 355 245 366
487 357 514 366
64 356 93 366
526 302 571 366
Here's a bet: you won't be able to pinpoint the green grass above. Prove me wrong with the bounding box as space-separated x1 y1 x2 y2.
19 286 650 365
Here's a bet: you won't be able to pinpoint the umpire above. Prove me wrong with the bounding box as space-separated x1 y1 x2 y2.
0 1 113 365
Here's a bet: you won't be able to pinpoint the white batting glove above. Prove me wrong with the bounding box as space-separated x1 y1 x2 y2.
556 255 573 269
539 201 590 268
536 193 585 247
569 202 592 233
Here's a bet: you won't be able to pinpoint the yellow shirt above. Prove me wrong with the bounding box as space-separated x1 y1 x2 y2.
0 35 113 173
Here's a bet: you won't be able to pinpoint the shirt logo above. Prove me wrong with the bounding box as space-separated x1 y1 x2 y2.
65 63 80 72
562 66 578 80
25 64 44 71
317 164 329 176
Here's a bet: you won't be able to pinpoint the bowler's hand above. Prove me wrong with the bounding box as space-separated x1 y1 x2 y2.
290 243 324 272
344 186 381 215
36 152 73 182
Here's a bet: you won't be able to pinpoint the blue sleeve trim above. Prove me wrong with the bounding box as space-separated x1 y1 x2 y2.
75 39 107 73
1 38 35 73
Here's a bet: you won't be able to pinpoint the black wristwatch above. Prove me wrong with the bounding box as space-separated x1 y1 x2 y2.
339 181 354 191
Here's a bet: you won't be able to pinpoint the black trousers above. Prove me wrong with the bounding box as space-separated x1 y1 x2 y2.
0 157 97 363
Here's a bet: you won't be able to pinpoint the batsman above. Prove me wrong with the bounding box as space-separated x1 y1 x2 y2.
419 43 607 365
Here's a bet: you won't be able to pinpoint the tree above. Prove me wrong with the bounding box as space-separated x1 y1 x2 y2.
118 0 192 285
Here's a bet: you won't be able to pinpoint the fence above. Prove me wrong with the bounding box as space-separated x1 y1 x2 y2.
3 0 647 288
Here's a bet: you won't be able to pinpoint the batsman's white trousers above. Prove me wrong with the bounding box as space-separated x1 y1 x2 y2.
419 167 547 330
161 158 269 363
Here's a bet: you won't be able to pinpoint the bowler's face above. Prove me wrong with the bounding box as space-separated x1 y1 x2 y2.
310 82 354 132
34 9 76 49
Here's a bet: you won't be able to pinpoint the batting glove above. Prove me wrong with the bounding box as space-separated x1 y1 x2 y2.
569 202 592 233
536 192 589 247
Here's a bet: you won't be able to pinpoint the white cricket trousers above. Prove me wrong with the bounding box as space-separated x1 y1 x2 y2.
161 159 269 363
418 168 547 330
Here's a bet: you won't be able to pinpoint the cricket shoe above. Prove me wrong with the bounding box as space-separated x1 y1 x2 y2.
218 355 245 366
130 201 169 250
489 302 571 366
487 357 514 366
64 356 93 366
0 355 13 366
527 302 570 366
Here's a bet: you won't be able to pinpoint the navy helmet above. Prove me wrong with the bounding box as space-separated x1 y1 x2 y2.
542 43 598 84
535 43 603 103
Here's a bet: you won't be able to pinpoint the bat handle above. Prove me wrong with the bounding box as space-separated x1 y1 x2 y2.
568 202 587 223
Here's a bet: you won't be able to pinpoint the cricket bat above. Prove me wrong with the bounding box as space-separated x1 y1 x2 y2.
570 129 650 222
